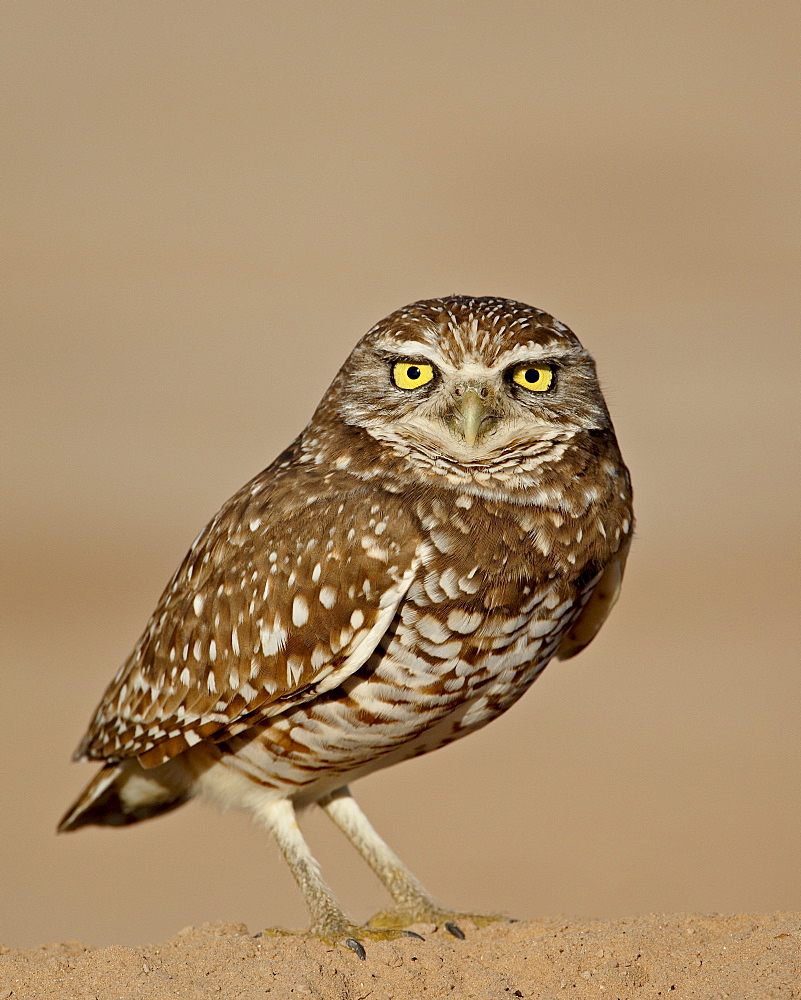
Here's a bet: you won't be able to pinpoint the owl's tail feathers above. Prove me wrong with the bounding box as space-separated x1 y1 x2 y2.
57 759 192 833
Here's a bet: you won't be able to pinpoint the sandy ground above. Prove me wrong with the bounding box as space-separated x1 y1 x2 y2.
2 914 798 1000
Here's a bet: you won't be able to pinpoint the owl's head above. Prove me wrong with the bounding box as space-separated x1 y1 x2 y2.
309 296 614 476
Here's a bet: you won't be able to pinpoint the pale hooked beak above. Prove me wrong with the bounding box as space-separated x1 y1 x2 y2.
457 388 490 447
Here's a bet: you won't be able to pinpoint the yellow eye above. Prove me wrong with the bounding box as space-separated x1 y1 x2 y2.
392 361 435 390
511 363 554 392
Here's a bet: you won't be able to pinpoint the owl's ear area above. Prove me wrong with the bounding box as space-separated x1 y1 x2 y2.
555 537 631 661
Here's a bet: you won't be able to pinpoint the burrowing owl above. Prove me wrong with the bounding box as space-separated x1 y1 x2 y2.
59 296 633 955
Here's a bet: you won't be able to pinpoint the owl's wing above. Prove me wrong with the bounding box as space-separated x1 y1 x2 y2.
76 466 423 768
555 537 632 661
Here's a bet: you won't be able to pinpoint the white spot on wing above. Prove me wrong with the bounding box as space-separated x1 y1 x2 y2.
260 622 287 656
286 655 304 686
292 595 309 627
319 585 337 609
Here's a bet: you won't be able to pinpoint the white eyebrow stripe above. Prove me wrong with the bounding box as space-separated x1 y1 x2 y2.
493 342 566 367
379 339 442 359
378 337 574 375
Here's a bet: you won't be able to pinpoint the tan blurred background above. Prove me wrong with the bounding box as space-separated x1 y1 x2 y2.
1 2 798 949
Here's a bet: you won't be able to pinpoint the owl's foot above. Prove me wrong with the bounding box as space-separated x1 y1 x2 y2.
367 905 512 939
257 921 425 960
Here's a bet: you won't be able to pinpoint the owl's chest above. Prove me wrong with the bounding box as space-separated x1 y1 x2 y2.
374 502 585 709
391 571 573 694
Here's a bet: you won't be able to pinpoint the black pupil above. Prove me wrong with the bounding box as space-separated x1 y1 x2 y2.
407 365 421 380
524 368 541 383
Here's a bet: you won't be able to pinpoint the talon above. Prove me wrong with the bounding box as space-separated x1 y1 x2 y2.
345 937 366 960
402 930 425 940
444 920 465 939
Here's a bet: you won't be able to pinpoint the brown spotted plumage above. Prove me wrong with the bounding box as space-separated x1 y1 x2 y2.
59 296 633 952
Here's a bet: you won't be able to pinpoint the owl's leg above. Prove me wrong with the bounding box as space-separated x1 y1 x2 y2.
254 797 350 937
320 786 503 936
252 796 421 957
320 785 439 914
